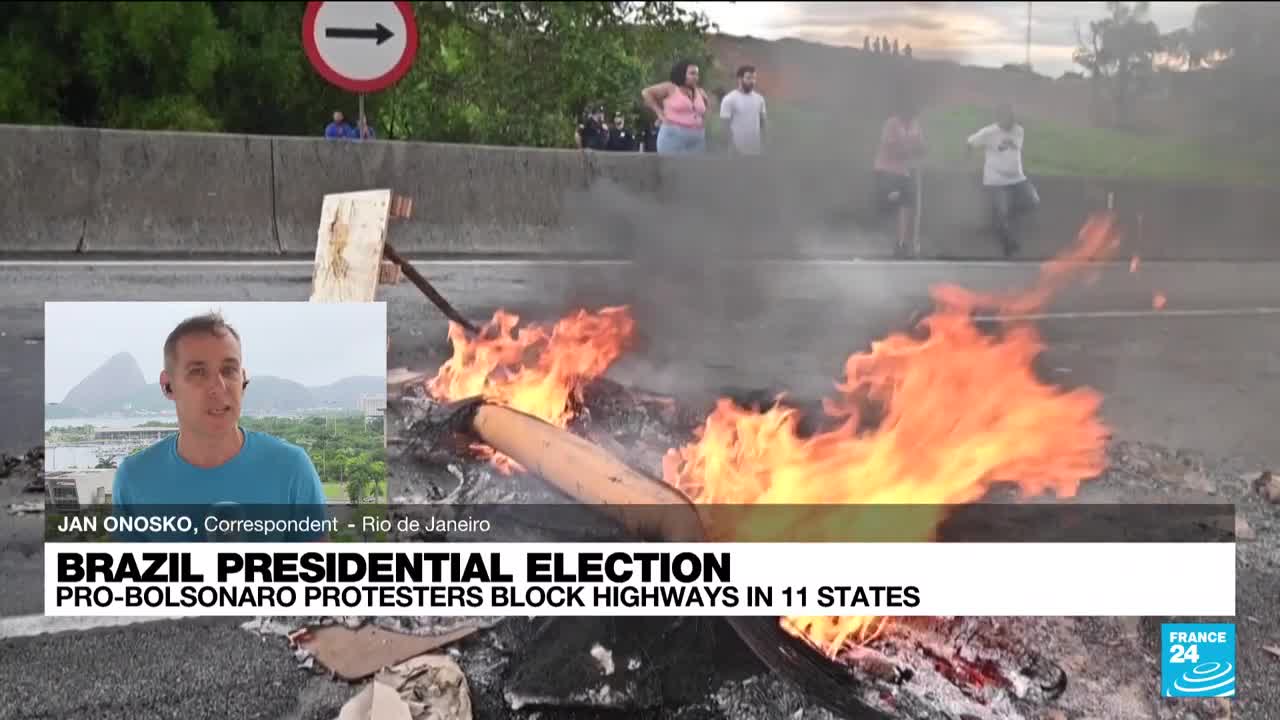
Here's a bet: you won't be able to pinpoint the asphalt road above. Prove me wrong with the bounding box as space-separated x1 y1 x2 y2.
0 616 353 720
0 257 1277 719
3 258 1278 462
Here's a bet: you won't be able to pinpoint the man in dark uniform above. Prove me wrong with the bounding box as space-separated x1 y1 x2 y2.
576 106 609 150
640 117 661 152
605 112 637 151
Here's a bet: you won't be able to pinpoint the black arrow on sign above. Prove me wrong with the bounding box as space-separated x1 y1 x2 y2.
325 23 394 45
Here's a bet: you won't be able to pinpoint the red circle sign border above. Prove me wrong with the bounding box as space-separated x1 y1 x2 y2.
302 1 419 93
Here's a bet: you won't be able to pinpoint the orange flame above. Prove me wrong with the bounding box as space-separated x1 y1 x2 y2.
1153 292 1167 310
663 214 1120 656
427 306 636 471
1130 255 1140 273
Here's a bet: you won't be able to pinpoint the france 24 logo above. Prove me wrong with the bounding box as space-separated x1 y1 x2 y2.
1161 623 1236 698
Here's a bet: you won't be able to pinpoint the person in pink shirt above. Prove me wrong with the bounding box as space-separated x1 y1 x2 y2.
873 94 927 257
641 60 710 154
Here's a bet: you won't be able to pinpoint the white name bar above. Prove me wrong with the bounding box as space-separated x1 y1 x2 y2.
44 542 1235 617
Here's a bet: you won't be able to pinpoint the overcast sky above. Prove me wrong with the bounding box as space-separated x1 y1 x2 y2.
44 302 387 403
685 2 1198 77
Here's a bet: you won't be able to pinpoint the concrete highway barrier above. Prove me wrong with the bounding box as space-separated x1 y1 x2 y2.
273 137 615 256
0 125 98 253
85 129 278 254
0 124 1276 261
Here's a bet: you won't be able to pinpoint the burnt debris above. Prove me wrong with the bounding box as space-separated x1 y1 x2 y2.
381 377 1268 720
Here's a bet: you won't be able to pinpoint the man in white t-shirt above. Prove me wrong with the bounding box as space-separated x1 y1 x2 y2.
966 103 1039 256
719 65 767 155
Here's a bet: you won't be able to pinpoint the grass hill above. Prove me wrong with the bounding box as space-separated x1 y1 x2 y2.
705 34 1280 186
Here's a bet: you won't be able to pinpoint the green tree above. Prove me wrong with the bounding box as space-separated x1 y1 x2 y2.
1158 28 1210 71
1073 2 1164 128
1168 3 1280 139
376 2 715 145
206 2 353 135
344 454 384 504
1 1 714 145
0 2 230 129
238 415 385 489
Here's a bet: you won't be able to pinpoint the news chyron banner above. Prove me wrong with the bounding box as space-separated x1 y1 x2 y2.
46 503 1235 617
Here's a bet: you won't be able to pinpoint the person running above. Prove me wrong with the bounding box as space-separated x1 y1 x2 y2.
641 60 710 154
873 94 927 257
966 103 1040 256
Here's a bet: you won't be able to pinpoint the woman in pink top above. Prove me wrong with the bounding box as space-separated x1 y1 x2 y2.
641 60 709 154
873 93 927 257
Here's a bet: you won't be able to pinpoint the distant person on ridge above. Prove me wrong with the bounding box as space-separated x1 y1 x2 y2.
641 60 710 154
966 103 1039 256
324 111 353 140
719 65 768 155
874 93 927 257
112 312 326 540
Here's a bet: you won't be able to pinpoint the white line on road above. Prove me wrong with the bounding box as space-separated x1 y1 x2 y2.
978 307 1280 321
2 259 633 268
0 260 330 268
0 258 1261 269
2 261 1277 320
0 613 170 638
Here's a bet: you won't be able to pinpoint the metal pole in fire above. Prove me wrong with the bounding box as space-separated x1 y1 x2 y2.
912 167 923 257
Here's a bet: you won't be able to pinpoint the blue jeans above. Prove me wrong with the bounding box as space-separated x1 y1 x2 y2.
989 180 1040 227
988 180 1040 250
656 124 706 154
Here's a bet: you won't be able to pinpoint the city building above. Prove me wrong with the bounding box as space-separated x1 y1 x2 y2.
359 393 386 421
45 469 116 511
93 427 178 442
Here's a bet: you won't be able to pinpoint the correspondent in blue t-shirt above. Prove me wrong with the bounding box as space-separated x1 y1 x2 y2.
111 312 327 541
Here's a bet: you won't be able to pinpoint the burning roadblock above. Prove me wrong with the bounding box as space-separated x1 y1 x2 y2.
281 195 1266 719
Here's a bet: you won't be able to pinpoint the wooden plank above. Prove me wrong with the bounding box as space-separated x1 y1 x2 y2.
378 259 402 285
310 189 393 303
294 623 479 681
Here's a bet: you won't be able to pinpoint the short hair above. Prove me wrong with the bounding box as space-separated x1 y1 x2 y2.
669 59 698 86
736 65 756 78
164 312 241 371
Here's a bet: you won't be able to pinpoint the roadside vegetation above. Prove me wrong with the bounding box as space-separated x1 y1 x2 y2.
2 2 1275 186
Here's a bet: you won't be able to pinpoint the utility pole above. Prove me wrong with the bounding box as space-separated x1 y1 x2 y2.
1026 2 1032 70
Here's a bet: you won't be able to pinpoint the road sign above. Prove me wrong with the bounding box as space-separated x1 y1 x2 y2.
302 2 418 93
